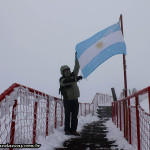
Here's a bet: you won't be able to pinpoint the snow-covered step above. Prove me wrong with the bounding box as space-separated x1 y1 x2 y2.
97 106 112 118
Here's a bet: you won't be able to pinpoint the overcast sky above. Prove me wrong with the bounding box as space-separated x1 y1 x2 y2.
0 0 150 102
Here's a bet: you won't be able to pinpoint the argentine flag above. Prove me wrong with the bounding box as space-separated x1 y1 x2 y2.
76 22 126 78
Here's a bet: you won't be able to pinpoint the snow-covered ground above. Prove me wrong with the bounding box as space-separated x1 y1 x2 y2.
24 114 99 150
105 119 135 150
24 112 135 150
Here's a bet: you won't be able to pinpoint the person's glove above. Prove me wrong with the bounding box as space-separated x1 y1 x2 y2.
77 76 83 81
75 52 77 58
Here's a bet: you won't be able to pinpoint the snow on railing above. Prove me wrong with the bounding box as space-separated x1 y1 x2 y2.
0 83 63 147
112 87 150 150
0 83 112 147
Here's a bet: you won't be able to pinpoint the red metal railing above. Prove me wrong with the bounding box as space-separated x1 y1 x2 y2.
0 83 112 148
0 83 63 147
112 86 150 150
79 93 113 116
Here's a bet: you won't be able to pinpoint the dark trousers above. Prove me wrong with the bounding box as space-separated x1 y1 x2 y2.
63 99 79 132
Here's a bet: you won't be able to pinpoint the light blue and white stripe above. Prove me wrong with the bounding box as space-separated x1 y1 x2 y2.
76 22 126 78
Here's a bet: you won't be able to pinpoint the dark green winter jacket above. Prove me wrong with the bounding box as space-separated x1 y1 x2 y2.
60 58 80 100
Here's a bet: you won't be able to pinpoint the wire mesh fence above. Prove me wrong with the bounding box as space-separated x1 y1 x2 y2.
0 83 112 148
112 87 150 150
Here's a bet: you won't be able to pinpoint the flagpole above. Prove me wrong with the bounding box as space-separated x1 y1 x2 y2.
120 14 128 140
120 14 128 98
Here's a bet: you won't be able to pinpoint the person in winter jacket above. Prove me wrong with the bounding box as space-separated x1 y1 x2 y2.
59 54 83 135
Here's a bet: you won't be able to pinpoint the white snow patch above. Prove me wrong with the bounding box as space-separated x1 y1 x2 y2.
77 113 99 132
105 119 136 150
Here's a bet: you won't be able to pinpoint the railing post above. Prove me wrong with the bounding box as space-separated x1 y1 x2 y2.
89 104 90 114
10 100 17 150
112 102 114 122
80 103 82 116
114 102 116 125
103 95 105 103
61 102 63 126
117 102 118 128
85 103 86 116
99 94 100 105
33 101 38 144
148 89 150 114
135 95 140 150
103 94 105 104
125 100 128 140
123 100 126 137
128 98 131 144
54 100 57 129
148 90 150 150
104 94 105 103
93 103 94 115
46 99 49 136
100 94 101 104
120 101 122 131
113 102 115 124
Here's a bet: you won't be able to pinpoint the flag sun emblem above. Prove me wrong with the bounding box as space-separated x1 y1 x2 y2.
96 41 103 49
